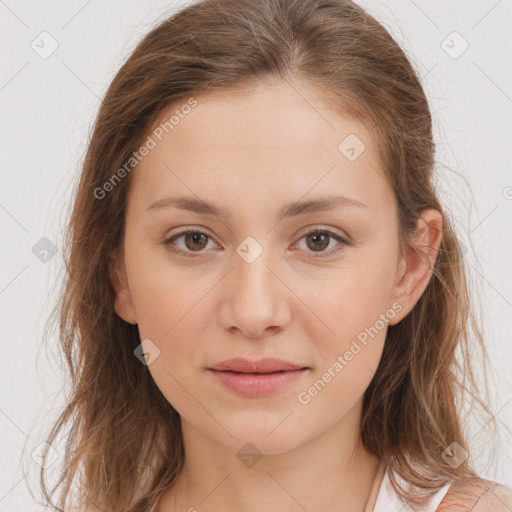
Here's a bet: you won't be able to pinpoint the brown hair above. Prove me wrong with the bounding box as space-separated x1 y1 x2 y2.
36 0 503 510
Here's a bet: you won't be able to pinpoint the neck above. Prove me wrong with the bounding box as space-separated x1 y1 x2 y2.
156 399 382 512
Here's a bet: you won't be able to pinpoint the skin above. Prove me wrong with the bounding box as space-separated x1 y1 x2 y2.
111 79 443 512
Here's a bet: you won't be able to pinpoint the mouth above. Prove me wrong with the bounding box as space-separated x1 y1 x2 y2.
207 367 308 397
214 369 299 375
208 357 309 374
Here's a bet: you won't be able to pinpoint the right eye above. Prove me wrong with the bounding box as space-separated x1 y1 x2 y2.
162 229 219 257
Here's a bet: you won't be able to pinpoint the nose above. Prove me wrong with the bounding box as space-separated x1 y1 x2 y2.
217 248 291 339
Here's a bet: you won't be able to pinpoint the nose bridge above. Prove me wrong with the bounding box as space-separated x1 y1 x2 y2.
233 239 278 305
219 236 289 337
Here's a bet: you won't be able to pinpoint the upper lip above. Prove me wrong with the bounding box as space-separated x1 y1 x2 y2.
208 358 308 373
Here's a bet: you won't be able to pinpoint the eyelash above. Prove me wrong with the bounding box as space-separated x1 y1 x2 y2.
162 227 351 259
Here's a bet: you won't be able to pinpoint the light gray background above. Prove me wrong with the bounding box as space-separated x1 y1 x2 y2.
1 0 511 509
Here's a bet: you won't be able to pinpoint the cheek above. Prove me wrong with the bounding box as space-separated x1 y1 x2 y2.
300 251 396 370
128 258 212 414
126 241 214 336
122 247 215 409
295 275 390 418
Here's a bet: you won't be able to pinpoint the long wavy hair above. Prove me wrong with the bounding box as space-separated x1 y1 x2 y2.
35 0 504 510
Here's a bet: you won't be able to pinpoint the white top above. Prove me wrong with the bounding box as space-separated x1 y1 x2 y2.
373 467 452 512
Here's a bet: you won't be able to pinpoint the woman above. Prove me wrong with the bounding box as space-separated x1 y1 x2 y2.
38 0 512 510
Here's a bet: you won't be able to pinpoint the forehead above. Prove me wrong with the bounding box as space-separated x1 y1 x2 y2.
146 82 371 157
128 81 393 216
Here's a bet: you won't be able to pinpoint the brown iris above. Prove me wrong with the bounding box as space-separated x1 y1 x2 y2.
305 231 330 252
184 232 208 251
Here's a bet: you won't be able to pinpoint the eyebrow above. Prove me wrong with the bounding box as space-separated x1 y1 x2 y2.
145 194 368 220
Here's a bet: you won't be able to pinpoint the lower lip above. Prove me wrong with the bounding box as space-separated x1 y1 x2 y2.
208 368 307 397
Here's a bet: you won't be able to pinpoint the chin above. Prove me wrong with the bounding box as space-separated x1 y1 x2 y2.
213 424 308 456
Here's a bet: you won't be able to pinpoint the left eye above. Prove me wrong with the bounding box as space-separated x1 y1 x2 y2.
162 228 349 258
294 229 348 256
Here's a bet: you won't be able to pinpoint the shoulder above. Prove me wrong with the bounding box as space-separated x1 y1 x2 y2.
471 482 512 512
437 476 512 512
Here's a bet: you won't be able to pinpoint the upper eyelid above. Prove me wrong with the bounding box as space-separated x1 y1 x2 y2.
166 223 347 236
165 225 347 242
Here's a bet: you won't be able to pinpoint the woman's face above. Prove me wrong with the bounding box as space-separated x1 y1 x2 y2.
112 80 425 455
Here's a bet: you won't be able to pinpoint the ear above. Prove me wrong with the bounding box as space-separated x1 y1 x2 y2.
388 208 443 326
109 250 137 325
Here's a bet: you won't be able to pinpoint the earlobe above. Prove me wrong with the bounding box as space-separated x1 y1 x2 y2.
109 251 138 325
388 209 443 326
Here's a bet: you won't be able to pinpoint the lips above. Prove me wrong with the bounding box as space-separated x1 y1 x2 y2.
207 358 308 397
208 357 307 374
